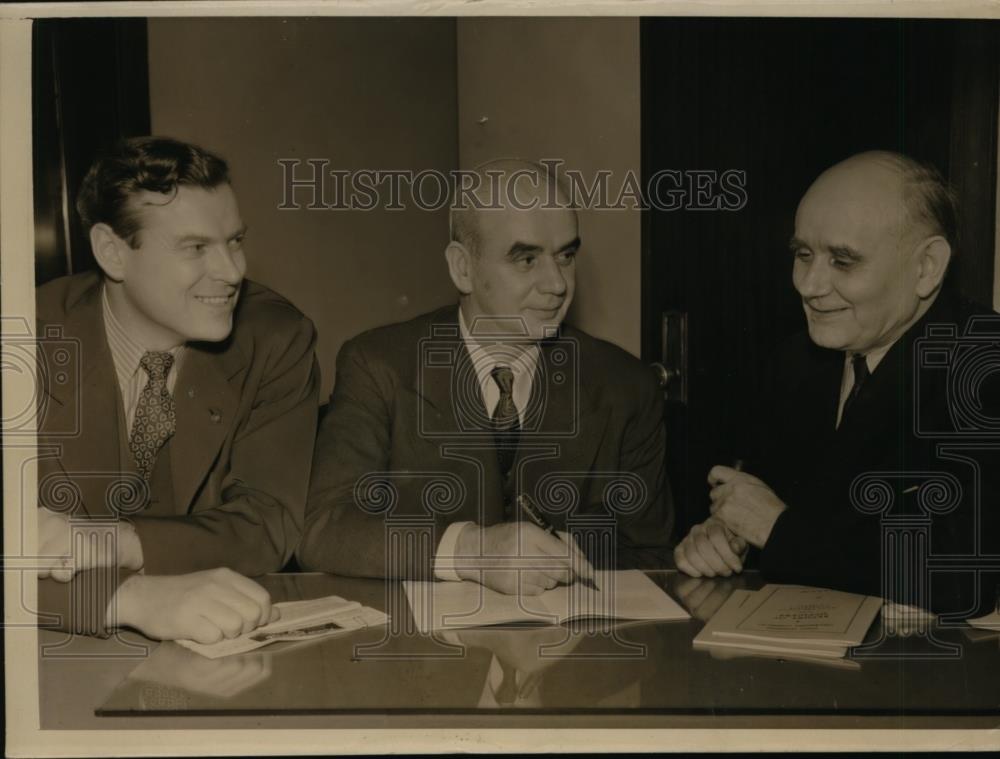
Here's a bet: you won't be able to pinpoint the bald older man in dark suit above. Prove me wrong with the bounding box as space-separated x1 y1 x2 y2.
675 151 1000 617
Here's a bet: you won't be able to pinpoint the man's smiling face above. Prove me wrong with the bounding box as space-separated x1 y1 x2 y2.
117 183 247 348
462 203 579 343
790 157 927 354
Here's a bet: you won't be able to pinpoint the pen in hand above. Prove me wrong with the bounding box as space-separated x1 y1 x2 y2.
516 494 600 591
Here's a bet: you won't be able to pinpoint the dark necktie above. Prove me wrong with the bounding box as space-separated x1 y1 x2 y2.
841 353 870 421
490 365 520 477
130 351 176 480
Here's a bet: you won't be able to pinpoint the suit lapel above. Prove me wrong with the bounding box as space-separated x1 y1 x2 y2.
833 293 966 452
836 339 905 452
411 308 485 433
170 343 243 512
40 283 123 516
524 337 608 472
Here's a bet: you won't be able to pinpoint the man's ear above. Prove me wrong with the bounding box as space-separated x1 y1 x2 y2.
914 236 952 299
89 223 131 282
444 241 475 295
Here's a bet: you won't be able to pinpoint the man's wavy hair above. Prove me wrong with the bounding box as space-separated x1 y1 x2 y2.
76 136 230 248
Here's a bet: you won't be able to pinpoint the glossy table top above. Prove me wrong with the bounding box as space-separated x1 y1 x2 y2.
37 571 1000 729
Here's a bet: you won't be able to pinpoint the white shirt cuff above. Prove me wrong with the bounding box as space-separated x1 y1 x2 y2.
434 521 474 581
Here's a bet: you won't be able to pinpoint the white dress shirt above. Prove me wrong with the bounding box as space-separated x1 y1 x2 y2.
434 308 540 581
102 286 184 436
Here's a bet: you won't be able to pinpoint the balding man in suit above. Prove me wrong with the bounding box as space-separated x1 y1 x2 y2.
675 151 1000 617
300 160 673 595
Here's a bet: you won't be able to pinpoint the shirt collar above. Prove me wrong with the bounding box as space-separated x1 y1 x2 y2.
101 285 184 381
458 306 540 387
847 340 894 376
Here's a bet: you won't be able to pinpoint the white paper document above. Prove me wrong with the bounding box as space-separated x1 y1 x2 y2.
967 608 1000 631
720 585 883 646
177 594 389 659
404 569 689 634
693 585 882 661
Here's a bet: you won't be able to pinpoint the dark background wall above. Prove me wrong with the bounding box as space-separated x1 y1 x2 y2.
642 18 1000 534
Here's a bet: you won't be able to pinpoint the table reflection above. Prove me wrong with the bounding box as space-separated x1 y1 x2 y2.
93 572 1000 717
121 643 273 709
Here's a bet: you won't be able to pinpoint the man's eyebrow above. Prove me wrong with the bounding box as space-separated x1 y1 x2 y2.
173 225 248 245
788 236 810 252
787 238 862 260
174 233 214 245
506 241 544 258
829 244 862 260
558 237 581 253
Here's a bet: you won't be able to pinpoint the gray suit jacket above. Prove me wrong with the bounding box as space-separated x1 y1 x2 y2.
299 305 673 579
35 272 320 635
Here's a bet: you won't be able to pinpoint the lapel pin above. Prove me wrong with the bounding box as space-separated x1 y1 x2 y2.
209 408 222 424
187 388 196 398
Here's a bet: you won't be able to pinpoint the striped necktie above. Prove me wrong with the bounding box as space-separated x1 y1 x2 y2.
490 365 520 477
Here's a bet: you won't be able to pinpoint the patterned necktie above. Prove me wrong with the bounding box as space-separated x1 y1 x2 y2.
490 365 520 477
841 353 870 421
129 351 176 480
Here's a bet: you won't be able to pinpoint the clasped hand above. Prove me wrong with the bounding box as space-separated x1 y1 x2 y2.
674 465 787 578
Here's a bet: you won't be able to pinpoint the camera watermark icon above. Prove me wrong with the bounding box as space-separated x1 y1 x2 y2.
2 317 81 437
915 315 1000 437
417 318 580 439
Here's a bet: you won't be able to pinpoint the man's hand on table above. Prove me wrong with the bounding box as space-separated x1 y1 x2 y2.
37 507 144 582
674 516 748 578
110 568 278 644
454 522 597 595
707 465 787 549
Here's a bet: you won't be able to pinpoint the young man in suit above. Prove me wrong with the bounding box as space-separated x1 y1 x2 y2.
35 137 319 641
300 160 673 594
675 151 1000 616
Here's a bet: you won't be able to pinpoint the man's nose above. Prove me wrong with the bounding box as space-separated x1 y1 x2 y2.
209 245 245 284
535 255 568 296
794 257 830 298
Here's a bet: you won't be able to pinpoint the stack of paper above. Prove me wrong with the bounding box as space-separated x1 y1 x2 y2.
694 585 882 660
177 594 389 659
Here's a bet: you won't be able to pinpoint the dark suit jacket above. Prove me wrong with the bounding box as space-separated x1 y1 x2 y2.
752 290 1000 616
299 306 673 579
35 272 320 635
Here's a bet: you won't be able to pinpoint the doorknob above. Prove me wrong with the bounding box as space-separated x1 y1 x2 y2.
655 310 688 403
651 363 677 387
